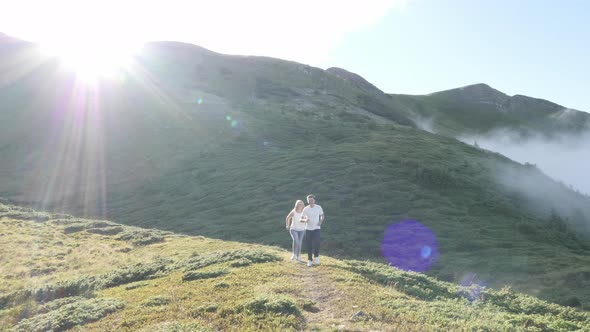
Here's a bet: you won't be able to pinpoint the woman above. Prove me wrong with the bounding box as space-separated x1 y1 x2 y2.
285 200 308 261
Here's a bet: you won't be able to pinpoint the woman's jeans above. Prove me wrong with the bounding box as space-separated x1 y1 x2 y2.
290 229 305 258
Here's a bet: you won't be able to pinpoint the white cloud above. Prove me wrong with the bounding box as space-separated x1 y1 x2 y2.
461 129 590 195
413 116 436 133
0 0 406 64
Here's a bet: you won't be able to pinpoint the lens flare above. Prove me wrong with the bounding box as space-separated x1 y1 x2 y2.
197 98 203 105
381 220 439 272
458 273 486 302
420 245 432 258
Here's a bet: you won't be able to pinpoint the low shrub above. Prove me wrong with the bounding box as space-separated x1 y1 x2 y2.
99 259 172 288
139 321 213 332
192 304 219 317
414 166 461 188
183 249 281 272
229 259 252 267
1 260 172 308
13 298 124 332
141 296 171 307
125 282 149 290
182 269 229 282
31 276 97 303
36 296 87 314
343 260 458 301
214 282 230 289
115 228 167 246
86 226 124 235
63 224 87 234
237 296 300 316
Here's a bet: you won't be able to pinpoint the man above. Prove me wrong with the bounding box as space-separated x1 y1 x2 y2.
302 194 324 267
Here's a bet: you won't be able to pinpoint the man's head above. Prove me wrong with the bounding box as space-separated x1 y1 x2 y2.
306 194 316 206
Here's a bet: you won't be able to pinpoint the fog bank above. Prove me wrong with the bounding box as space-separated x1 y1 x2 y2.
462 129 590 195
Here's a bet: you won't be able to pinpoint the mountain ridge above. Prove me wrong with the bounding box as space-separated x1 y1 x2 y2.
2 31 587 119
390 83 590 137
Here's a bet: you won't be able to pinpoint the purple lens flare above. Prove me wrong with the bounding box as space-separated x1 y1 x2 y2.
381 220 439 272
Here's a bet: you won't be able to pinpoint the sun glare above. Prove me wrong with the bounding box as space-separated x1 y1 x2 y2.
41 39 141 83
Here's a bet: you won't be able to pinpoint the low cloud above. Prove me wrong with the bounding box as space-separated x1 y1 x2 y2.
413 116 436 133
461 129 590 196
459 128 590 236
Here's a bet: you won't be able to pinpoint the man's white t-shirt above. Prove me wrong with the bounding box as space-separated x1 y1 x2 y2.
302 205 324 230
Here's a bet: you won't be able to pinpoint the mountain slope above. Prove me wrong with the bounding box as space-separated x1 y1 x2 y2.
390 83 590 137
1 203 589 331
0 34 590 309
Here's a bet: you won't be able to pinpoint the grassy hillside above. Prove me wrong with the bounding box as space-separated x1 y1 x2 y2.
1 35 590 310
1 203 589 332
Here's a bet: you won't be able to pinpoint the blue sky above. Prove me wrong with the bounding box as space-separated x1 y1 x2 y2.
325 0 590 111
2 0 589 111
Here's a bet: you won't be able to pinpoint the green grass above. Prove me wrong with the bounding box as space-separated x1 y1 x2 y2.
1 212 589 331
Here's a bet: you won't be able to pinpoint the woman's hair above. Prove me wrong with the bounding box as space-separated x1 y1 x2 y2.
293 200 304 212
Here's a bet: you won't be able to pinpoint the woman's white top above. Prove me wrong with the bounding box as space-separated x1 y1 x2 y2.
290 210 306 231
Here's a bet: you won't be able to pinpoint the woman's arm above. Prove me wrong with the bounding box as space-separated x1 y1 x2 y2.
285 210 294 229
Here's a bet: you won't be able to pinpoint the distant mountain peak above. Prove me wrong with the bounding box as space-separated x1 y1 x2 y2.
326 67 383 95
437 82 507 97
460 82 495 90
144 41 215 53
429 83 509 105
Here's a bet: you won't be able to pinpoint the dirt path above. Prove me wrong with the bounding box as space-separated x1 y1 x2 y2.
287 260 352 330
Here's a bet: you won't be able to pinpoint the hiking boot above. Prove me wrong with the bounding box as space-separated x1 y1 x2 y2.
307 260 313 267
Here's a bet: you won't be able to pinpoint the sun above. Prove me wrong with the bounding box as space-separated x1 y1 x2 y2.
41 38 141 83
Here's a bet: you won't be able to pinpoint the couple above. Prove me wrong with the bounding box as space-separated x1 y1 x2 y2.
285 194 324 267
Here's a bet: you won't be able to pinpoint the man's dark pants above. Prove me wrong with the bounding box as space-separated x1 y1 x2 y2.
306 229 321 261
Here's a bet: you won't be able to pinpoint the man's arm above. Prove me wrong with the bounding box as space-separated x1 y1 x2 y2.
319 208 325 226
